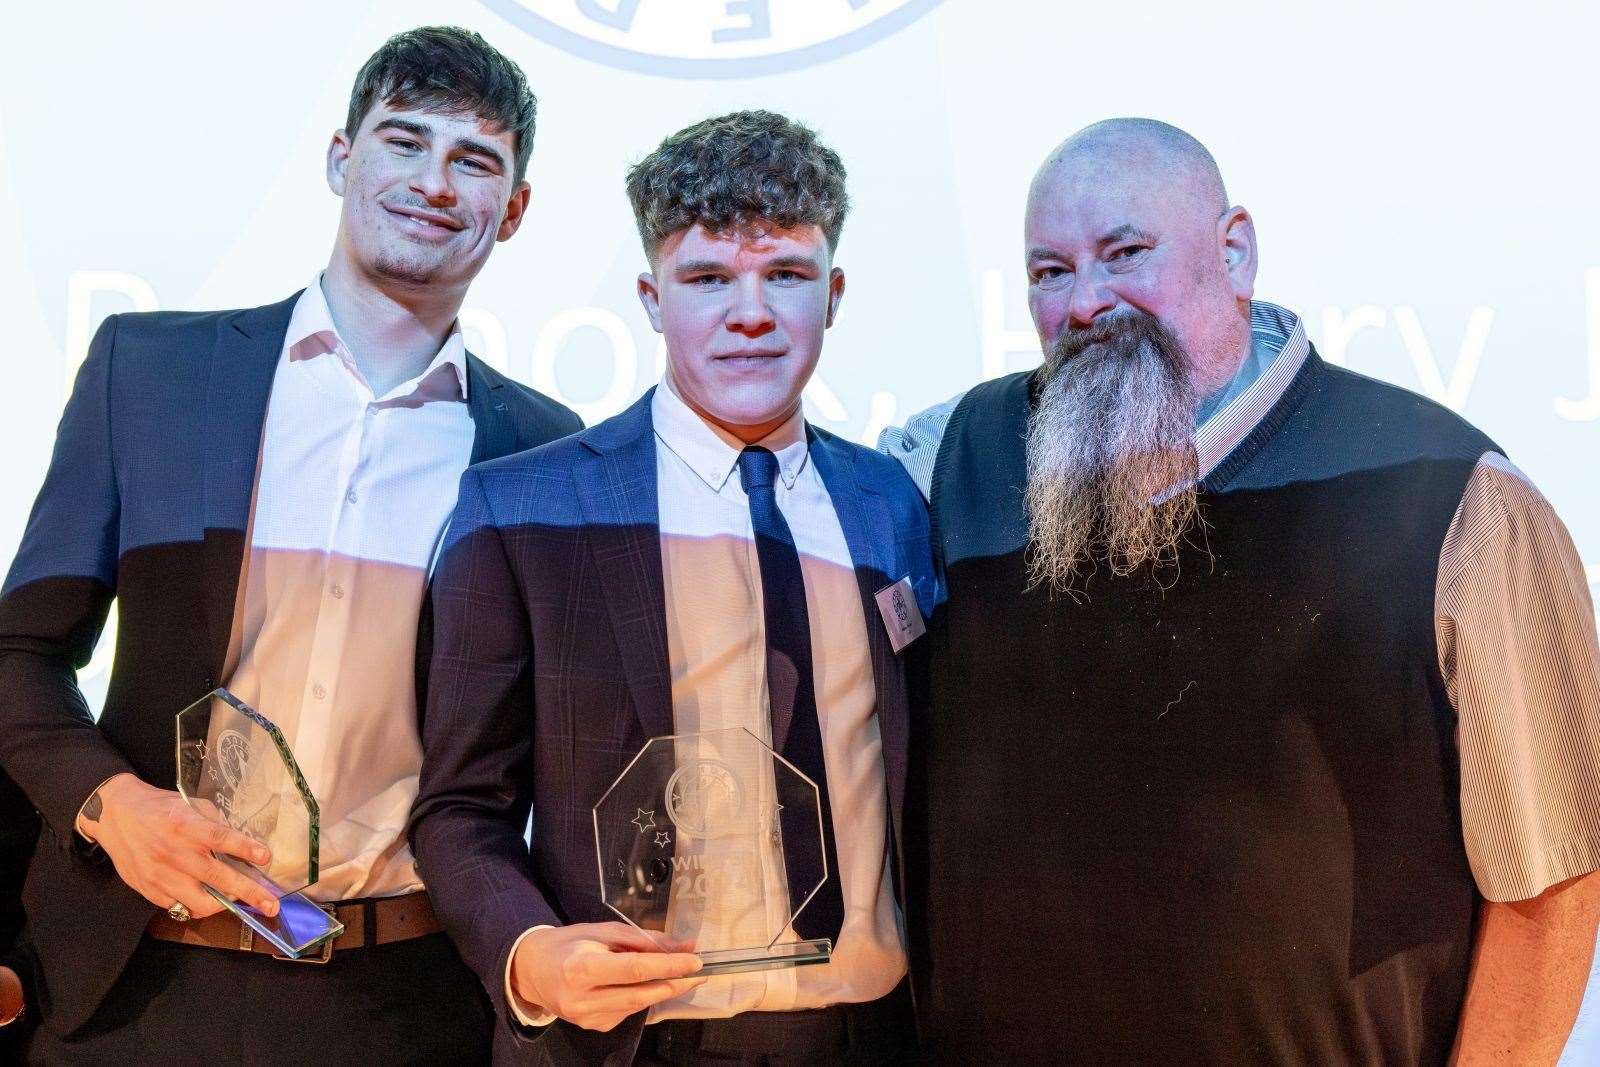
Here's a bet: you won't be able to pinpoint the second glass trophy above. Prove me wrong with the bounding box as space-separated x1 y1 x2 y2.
593 727 833 975
175 688 344 959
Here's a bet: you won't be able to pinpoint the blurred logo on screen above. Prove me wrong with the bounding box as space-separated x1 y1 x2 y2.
480 0 945 78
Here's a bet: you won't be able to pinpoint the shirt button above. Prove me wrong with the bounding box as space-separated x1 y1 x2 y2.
330 584 345 600
312 684 327 700
345 488 358 504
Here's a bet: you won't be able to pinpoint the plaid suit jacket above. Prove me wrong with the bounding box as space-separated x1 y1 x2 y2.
410 387 939 1065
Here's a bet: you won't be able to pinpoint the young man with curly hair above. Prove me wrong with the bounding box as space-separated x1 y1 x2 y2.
412 111 933 1065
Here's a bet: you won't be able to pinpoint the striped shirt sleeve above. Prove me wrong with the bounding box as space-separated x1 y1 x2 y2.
878 392 963 502
1437 451 1600 902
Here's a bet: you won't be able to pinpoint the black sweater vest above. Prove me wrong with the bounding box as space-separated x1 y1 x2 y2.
909 352 1499 1065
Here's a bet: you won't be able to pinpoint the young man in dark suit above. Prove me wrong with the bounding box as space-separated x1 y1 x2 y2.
413 111 935 1065
0 26 579 1063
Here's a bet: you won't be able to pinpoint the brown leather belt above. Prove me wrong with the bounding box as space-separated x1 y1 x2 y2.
146 890 441 964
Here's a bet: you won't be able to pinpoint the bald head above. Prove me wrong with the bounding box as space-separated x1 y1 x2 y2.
1022 117 1256 396
1034 118 1227 217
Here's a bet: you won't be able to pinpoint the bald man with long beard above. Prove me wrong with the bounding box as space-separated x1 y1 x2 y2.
885 119 1600 1064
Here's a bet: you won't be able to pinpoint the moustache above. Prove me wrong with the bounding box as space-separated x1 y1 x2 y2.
1047 309 1190 382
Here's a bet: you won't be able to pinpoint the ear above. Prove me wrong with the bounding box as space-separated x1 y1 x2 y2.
497 180 532 242
1218 206 1258 305
824 266 846 328
637 271 664 334
326 129 353 197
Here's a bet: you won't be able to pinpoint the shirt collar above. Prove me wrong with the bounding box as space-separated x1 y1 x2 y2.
284 274 470 402
651 378 809 494
1191 300 1309 481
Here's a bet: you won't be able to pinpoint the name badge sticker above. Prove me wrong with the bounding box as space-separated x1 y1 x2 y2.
875 576 926 654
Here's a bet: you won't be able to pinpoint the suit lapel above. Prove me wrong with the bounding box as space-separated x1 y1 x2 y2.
465 355 516 464
201 293 298 680
808 432 909 836
572 390 674 740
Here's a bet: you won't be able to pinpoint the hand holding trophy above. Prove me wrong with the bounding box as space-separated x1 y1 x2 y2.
594 727 833 976
175 689 345 959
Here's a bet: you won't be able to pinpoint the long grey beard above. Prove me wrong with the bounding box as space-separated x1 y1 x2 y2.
1024 310 1202 593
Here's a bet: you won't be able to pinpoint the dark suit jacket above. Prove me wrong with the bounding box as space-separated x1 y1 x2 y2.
0 293 581 1037
1 768 38 1056
0 769 35 952
410 388 939 1065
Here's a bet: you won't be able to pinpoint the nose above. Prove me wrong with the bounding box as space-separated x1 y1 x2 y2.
409 153 456 206
725 276 775 337
1066 273 1117 330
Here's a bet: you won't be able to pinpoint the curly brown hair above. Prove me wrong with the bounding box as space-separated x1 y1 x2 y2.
625 110 849 260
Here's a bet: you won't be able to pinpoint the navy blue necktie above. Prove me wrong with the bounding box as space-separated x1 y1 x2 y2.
738 446 845 944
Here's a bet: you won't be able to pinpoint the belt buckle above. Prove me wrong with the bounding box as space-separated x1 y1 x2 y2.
270 904 339 964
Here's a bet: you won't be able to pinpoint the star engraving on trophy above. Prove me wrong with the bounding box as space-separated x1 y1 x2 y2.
654 830 672 849
632 808 656 834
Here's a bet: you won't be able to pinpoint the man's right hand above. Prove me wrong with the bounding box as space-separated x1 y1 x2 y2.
510 921 707 1032
0 965 23 1028
76 773 279 919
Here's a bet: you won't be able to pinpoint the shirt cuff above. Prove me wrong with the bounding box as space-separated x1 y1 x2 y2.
505 925 557 1028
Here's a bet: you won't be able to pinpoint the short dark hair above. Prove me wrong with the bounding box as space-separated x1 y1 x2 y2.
625 110 849 260
346 26 537 183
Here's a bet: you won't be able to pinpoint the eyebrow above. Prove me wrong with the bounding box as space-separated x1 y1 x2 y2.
763 255 821 271
371 117 508 171
1098 224 1157 247
674 259 733 275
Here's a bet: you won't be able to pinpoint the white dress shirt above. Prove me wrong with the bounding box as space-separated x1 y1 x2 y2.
508 381 905 1024
221 276 475 902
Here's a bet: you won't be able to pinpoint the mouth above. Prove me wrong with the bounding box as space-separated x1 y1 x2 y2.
714 351 786 367
1057 329 1129 365
383 204 465 233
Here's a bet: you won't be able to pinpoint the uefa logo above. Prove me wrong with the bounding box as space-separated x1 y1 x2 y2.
480 0 947 78
665 758 744 837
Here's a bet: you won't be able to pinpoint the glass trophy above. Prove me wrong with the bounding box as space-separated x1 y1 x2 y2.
175 688 344 959
593 727 832 976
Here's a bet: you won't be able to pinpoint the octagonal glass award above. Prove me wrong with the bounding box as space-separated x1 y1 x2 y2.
175 688 344 959
594 727 832 975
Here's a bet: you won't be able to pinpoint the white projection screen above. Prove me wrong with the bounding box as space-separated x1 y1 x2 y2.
1 1 1596 1056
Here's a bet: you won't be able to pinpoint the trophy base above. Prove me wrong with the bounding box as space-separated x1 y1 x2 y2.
694 938 832 976
205 885 346 959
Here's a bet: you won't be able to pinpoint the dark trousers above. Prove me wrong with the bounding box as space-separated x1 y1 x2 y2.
26 931 491 1066
634 982 917 1066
